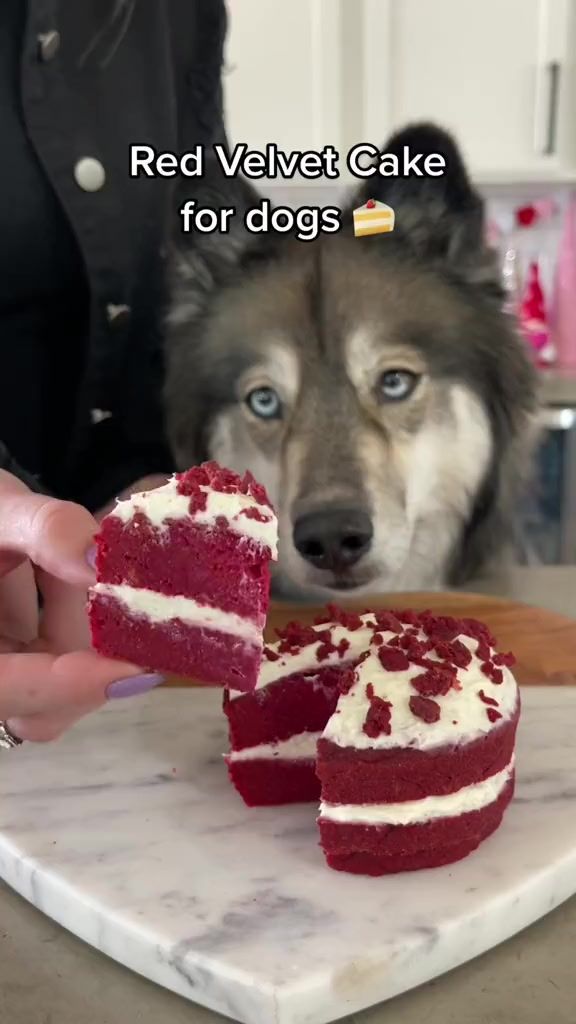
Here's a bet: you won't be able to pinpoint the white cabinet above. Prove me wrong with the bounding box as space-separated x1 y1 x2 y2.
224 0 576 183
367 0 576 181
223 0 344 154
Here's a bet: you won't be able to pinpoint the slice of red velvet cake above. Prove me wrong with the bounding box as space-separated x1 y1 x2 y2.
317 612 520 875
224 607 399 805
88 462 277 691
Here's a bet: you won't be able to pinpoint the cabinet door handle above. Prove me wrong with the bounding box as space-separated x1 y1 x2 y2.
543 60 561 156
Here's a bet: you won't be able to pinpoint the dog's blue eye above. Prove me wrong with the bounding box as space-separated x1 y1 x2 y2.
246 387 282 420
378 370 418 402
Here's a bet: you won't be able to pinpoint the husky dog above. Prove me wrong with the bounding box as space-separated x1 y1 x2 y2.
165 125 538 599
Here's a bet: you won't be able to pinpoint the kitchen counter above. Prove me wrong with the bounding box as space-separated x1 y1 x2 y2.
1 565 575 1024
539 368 576 407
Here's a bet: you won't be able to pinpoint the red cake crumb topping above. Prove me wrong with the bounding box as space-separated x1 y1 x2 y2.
409 695 441 723
487 708 503 723
239 507 272 523
175 461 272 508
337 638 351 658
313 606 367 630
365 683 375 698
476 640 492 662
372 633 384 646
433 639 472 669
338 668 357 695
493 651 516 667
411 665 455 697
275 621 321 653
398 635 433 660
363 693 393 737
316 641 338 661
396 610 420 625
481 662 504 685
372 610 403 633
421 613 461 642
263 647 280 662
478 689 499 707
378 646 410 672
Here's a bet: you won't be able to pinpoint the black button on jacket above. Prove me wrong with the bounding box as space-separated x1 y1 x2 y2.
0 0 226 511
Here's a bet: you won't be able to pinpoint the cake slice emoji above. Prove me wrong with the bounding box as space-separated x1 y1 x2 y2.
353 198 395 237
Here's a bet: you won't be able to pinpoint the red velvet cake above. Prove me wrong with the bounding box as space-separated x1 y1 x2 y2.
225 608 519 875
317 612 520 875
224 608 393 805
88 462 277 691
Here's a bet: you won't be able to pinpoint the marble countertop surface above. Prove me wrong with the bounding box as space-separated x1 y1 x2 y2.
1 564 576 1024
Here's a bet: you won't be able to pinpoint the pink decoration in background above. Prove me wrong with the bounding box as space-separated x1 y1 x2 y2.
520 262 555 366
552 194 576 369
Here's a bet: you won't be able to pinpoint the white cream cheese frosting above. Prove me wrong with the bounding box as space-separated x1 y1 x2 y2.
110 476 278 556
92 583 262 643
319 757 514 825
323 634 518 752
227 731 321 762
255 614 379 691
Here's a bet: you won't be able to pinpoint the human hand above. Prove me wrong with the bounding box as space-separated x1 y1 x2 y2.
0 471 162 744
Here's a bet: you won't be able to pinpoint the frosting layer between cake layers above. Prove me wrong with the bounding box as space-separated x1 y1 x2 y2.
92 584 263 642
227 732 322 762
319 757 515 825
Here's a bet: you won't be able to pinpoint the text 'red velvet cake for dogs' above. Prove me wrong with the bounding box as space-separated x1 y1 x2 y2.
89 462 277 691
225 609 520 874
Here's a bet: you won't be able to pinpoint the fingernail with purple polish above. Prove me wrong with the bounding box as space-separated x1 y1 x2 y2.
86 545 98 571
107 673 164 700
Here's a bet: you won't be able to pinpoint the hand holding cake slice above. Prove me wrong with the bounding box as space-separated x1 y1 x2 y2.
88 462 278 691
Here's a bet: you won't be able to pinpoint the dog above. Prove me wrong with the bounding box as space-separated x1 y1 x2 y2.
164 124 538 600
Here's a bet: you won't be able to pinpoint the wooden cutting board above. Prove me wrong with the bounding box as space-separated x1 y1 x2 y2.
165 592 576 688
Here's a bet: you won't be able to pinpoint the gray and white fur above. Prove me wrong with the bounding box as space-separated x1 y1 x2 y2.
164 124 538 600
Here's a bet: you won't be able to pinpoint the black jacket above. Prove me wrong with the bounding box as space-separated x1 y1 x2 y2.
0 0 226 509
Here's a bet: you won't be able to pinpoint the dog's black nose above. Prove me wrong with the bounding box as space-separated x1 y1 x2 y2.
293 509 373 573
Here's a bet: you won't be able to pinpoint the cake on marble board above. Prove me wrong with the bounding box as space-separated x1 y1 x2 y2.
88 462 278 691
225 608 520 875
317 611 519 875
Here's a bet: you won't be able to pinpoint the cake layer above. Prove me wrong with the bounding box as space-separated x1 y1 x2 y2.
319 758 513 825
90 593 262 689
225 666 343 751
227 732 321 762
111 476 277 554
317 705 519 803
320 776 514 875
226 759 320 807
91 584 262 640
95 515 270 621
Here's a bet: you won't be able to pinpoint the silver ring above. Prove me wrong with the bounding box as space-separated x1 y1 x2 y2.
0 721 23 750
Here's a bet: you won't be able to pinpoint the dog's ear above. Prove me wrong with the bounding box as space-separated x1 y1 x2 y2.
167 158 279 327
347 123 501 297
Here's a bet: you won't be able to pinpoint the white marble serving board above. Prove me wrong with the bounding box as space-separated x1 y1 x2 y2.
0 688 575 1024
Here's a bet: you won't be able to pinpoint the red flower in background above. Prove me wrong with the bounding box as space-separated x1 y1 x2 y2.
515 204 537 228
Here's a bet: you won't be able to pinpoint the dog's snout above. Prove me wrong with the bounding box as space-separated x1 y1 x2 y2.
293 508 373 573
